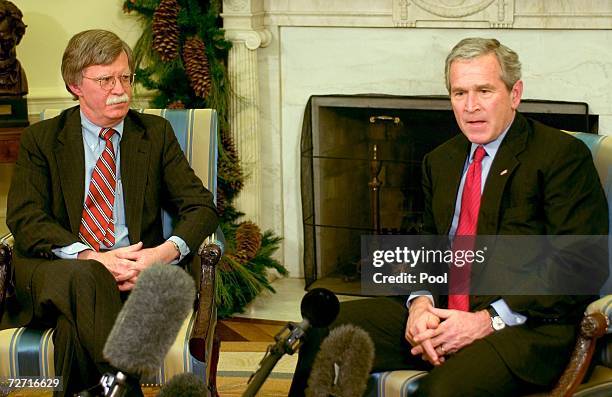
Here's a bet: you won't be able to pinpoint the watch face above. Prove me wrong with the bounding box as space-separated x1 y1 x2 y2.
492 316 506 331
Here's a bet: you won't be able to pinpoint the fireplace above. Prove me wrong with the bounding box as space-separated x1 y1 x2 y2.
301 94 597 295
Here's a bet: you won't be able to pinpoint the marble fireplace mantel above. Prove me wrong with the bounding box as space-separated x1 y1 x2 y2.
222 0 612 277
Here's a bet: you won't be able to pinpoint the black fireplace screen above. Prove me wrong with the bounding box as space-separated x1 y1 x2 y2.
301 95 596 294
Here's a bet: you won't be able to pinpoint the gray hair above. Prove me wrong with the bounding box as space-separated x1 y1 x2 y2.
444 37 521 92
61 29 134 99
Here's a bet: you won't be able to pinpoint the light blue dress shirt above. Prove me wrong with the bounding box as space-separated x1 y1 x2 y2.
51 111 189 264
408 118 527 327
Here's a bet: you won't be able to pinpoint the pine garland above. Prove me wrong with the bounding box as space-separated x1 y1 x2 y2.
216 231 285 318
124 0 285 318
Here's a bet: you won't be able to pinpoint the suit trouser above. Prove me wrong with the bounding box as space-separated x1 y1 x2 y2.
289 297 543 397
30 259 125 397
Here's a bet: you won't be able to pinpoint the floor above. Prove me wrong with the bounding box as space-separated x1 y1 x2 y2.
231 277 365 322
233 277 307 322
214 277 366 395
215 278 310 396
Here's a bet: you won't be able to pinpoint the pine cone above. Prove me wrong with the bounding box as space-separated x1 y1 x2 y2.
218 256 234 272
183 36 212 98
235 221 262 263
215 186 226 215
219 131 243 192
152 0 180 62
167 100 185 109
219 159 243 193
221 130 239 162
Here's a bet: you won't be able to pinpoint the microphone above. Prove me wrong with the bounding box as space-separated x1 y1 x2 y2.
242 288 340 397
79 264 196 397
157 373 209 397
305 324 375 397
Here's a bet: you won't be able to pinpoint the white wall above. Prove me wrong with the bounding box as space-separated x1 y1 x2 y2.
16 0 142 101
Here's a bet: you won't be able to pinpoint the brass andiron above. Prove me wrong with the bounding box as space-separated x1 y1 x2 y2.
368 115 401 234
369 143 382 234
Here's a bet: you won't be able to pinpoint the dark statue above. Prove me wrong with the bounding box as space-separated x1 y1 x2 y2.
0 0 27 97
0 0 28 127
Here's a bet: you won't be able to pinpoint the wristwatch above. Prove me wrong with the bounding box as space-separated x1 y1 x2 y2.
487 306 506 331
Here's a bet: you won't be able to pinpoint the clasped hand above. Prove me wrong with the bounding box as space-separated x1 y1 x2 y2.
405 298 492 366
77 241 178 291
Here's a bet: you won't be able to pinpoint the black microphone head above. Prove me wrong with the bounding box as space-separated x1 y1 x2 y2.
103 264 196 378
300 288 339 328
157 373 209 397
306 324 375 397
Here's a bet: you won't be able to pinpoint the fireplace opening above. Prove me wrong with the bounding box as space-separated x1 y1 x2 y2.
301 95 597 295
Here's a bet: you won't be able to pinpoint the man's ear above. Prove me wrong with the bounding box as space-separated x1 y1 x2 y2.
68 83 82 98
510 80 523 110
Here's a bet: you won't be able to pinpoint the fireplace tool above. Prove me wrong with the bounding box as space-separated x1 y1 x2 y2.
368 115 401 235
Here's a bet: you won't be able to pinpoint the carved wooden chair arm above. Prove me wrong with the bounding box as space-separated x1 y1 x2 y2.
189 235 224 362
543 303 610 397
0 233 14 317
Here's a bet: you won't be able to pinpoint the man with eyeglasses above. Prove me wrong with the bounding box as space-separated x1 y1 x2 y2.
2 29 218 396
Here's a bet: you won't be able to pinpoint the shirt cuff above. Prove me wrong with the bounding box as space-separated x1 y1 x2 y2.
167 236 190 265
406 291 435 309
52 242 92 259
491 299 527 326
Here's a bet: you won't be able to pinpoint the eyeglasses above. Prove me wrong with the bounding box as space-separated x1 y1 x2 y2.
81 74 135 90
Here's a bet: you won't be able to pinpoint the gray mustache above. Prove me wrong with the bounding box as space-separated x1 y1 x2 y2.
106 94 129 105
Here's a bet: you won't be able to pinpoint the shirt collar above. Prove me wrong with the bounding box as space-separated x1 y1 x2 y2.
468 115 515 161
80 110 124 141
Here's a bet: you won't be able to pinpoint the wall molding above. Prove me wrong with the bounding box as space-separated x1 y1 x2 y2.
261 0 612 29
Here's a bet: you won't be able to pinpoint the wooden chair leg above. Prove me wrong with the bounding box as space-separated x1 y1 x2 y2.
209 329 221 397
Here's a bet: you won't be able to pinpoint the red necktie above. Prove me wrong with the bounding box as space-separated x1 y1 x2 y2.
79 128 117 251
448 145 486 311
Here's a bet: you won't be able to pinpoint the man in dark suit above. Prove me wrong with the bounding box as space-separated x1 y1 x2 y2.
290 38 608 396
1 30 218 396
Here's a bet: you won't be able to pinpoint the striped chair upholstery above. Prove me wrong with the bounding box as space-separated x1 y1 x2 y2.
366 370 427 397
0 311 205 386
367 130 612 396
570 132 612 396
0 108 220 387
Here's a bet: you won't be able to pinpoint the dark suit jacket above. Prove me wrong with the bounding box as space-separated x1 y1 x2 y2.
2 106 218 328
421 112 608 385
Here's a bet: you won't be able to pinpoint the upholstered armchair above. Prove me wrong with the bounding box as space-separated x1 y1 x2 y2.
0 109 223 393
368 131 612 397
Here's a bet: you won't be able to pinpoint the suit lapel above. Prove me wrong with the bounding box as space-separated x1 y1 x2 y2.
478 113 529 234
438 138 471 234
471 114 529 286
56 110 86 234
121 113 150 244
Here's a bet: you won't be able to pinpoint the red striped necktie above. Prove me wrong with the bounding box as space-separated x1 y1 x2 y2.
79 128 117 251
448 145 486 311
